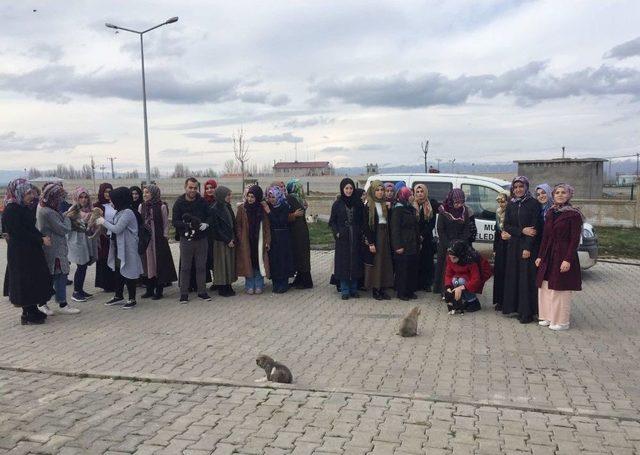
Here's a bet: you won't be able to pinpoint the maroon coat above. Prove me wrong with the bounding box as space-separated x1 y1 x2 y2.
536 209 582 291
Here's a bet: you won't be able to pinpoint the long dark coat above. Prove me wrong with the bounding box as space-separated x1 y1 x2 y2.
501 197 542 321
286 195 311 274
536 209 582 291
1 203 54 307
143 202 177 285
267 204 295 280
492 224 509 306
329 198 364 281
434 208 473 293
416 199 438 290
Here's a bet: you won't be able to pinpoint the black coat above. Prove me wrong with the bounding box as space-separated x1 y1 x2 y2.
417 200 438 289
501 197 542 321
390 204 419 255
267 204 295 280
287 196 311 274
1 203 54 307
329 198 364 281
433 208 473 293
172 194 210 241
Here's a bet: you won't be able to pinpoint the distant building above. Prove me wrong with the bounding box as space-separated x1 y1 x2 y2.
514 158 606 199
617 174 639 185
273 161 333 177
365 163 379 174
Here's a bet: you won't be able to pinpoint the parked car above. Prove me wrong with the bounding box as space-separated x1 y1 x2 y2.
364 173 598 269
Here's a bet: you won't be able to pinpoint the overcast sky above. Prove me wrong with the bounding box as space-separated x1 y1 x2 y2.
1 0 639 173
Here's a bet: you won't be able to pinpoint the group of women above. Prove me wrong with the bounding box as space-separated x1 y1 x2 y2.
1 177 314 324
2 174 583 330
493 176 583 330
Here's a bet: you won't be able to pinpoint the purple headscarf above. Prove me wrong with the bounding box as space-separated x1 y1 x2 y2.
3 178 28 205
510 176 532 202
268 185 287 208
438 188 466 221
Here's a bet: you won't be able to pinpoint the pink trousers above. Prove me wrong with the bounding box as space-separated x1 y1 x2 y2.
538 281 572 326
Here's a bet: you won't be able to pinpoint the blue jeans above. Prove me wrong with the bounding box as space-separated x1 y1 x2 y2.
340 279 358 297
245 269 264 291
52 273 68 307
452 277 476 302
74 262 90 293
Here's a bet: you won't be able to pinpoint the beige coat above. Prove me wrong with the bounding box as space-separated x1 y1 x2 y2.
235 205 271 278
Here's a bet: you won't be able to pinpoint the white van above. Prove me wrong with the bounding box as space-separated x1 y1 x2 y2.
363 173 598 269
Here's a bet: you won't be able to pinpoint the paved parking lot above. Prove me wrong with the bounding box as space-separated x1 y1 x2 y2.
1 240 639 453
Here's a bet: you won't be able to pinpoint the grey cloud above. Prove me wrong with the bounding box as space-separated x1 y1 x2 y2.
156 109 318 130
310 62 640 108
280 116 335 128
604 36 640 60
358 144 389 151
24 43 63 62
238 91 290 106
0 131 111 153
251 132 303 143
320 146 348 152
182 132 233 143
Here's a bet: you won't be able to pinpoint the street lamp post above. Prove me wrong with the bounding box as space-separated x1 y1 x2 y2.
105 17 178 185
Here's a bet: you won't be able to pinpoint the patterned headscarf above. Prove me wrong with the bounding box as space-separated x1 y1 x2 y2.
510 176 532 202
383 182 395 203
366 180 388 228
286 178 305 205
495 192 509 231
535 183 553 218
40 182 66 209
3 178 28 205
395 186 413 207
268 185 287 208
412 183 433 221
72 187 93 222
141 184 163 228
438 188 466 221
204 179 218 204
551 183 584 220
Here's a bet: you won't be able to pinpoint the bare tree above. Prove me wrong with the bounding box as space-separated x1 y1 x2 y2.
223 159 236 175
172 163 191 178
233 127 250 190
151 167 161 179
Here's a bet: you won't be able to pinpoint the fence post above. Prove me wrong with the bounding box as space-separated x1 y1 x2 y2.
635 183 640 228
307 181 310 195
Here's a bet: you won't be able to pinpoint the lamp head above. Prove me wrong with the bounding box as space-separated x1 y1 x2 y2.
166 17 179 24
105 23 117 29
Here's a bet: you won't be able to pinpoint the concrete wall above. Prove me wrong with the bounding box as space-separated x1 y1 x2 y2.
517 161 604 199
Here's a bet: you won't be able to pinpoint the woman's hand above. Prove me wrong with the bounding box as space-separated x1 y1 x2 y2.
95 217 106 226
369 244 376 254
454 285 464 301
294 209 304 218
535 258 541 267
522 227 537 237
228 240 235 248
265 244 270 251
42 236 52 247
395 248 404 255
501 231 511 240
560 260 571 273
522 249 531 259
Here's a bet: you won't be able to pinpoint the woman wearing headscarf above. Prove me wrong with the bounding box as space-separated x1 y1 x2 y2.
329 178 365 300
236 185 271 294
286 178 313 289
502 176 542 323
492 192 510 311
413 183 439 292
96 187 144 309
362 180 394 300
390 186 420 300
535 184 583 331
210 186 238 296
2 179 54 324
264 185 294 293
36 183 80 316
535 183 553 239
140 184 177 300
67 187 98 302
130 186 143 212
94 183 117 292
202 179 217 289
434 188 473 295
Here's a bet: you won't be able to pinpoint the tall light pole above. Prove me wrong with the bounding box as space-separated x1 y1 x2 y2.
105 17 179 184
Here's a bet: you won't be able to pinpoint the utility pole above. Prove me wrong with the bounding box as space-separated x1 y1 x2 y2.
436 158 442 171
562 146 566 159
90 156 96 192
108 157 117 179
449 158 456 174
421 139 429 173
100 165 106 179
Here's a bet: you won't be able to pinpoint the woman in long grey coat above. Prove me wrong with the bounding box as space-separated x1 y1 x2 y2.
67 187 98 302
36 183 81 316
97 187 144 309
210 186 238 297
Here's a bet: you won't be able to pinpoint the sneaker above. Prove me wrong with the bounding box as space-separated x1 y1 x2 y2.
81 291 93 299
122 300 137 309
538 320 550 327
57 305 80 315
38 304 54 316
255 288 263 295
179 294 189 304
105 297 125 306
246 288 255 295
71 292 88 303
549 324 569 331
198 293 212 301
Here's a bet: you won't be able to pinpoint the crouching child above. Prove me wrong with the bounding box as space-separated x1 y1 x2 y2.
444 240 492 314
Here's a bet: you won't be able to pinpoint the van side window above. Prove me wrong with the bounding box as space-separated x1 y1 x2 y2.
461 184 499 220
413 182 452 203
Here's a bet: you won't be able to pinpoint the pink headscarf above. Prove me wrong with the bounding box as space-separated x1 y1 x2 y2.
72 187 93 221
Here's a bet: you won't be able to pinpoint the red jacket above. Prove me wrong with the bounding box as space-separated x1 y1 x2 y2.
444 256 483 294
536 209 582 291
